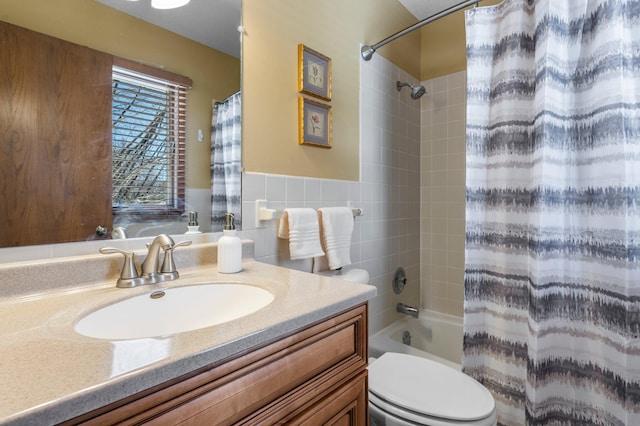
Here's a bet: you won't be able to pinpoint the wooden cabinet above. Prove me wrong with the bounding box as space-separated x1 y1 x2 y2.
287 372 368 425
62 304 368 425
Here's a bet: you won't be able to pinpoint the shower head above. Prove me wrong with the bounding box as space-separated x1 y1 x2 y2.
396 81 426 100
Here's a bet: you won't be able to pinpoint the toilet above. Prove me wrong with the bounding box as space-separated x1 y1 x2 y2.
321 269 497 426
315 267 370 283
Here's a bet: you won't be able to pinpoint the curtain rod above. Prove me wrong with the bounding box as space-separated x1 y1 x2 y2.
361 0 480 61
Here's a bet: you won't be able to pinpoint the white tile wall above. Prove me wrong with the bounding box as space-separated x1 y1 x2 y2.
241 53 422 334
420 70 467 317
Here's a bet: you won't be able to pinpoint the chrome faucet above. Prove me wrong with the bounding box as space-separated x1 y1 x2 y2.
100 234 191 288
396 302 419 318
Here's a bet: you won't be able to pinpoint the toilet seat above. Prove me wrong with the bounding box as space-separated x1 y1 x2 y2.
368 352 495 425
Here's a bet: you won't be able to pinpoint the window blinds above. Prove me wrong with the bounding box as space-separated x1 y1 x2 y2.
111 66 187 211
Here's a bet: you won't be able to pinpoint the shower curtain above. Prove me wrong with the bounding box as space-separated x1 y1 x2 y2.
463 0 640 424
211 92 242 228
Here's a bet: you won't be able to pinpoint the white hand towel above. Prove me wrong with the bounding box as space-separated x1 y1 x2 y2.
317 207 353 270
277 208 325 260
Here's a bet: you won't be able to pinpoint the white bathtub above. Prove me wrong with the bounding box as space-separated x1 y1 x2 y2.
369 309 463 370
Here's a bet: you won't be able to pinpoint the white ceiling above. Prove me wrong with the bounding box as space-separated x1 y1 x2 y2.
94 0 464 59
95 0 241 58
397 0 469 20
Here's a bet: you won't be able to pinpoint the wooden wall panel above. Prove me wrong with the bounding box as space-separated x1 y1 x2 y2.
0 21 113 247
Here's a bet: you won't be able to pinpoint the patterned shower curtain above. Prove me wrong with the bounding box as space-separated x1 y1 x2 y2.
463 0 640 424
211 92 242 228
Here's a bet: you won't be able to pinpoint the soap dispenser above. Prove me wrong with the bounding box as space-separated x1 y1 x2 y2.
185 211 202 234
217 213 242 273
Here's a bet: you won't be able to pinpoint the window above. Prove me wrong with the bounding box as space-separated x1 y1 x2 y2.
111 59 191 216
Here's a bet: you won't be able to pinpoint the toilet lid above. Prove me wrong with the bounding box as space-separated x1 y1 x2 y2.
369 352 495 421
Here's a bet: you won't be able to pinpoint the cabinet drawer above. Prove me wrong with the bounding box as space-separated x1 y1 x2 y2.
67 304 367 425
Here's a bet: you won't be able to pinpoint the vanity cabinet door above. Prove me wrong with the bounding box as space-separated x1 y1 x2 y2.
63 304 368 426
285 371 368 425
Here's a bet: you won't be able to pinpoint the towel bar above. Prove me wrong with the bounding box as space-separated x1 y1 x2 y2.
254 200 363 228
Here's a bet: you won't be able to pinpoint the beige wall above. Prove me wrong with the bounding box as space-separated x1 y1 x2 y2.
0 0 240 189
242 0 420 181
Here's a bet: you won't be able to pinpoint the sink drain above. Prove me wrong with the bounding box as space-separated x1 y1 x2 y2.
150 291 166 299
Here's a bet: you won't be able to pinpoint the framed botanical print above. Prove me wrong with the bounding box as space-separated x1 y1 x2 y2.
298 44 331 101
298 97 332 148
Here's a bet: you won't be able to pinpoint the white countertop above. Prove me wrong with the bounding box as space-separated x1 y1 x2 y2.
0 259 375 425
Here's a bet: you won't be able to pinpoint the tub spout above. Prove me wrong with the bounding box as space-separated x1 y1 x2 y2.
396 302 419 318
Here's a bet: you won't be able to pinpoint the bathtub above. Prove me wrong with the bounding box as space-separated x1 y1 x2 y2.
369 309 463 371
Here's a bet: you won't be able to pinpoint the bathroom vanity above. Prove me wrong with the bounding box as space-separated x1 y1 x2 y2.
64 305 368 425
0 244 375 425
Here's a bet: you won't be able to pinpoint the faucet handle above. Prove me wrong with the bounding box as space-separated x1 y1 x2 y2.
160 240 192 279
99 247 146 288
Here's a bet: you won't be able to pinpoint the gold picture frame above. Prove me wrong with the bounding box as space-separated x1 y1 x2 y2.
298 44 331 101
298 97 332 148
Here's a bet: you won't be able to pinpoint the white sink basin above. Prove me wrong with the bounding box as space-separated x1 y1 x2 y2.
74 284 274 340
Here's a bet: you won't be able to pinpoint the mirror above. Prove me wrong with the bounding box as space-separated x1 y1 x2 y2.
0 0 241 251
